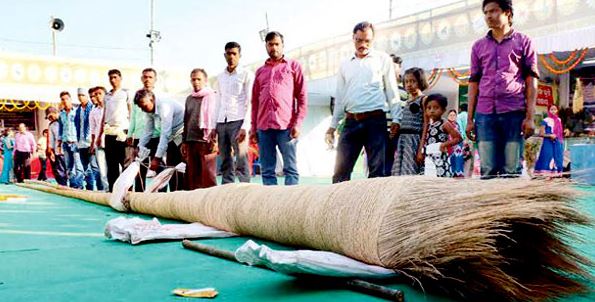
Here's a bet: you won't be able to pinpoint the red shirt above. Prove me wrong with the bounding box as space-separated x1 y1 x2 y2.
251 57 307 132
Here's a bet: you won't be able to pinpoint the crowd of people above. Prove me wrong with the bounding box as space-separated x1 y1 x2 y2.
326 0 541 182
1 0 564 190
0 31 306 192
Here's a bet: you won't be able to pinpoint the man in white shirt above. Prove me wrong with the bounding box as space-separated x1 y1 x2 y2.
325 21 399 183
100 69 131 192
214 42 254 184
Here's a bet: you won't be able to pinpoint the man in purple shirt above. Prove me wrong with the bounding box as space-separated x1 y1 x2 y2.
13 123 36 183
250 31 308 186
466 0 538 179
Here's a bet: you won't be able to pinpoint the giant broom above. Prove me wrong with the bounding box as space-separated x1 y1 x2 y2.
20 177 593 301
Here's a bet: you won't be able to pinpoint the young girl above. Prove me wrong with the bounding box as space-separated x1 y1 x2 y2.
534 105 564 178
391 67 429 176
447 109 465 178
422 94 462 177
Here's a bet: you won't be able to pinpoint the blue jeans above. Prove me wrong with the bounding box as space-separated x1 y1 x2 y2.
257 129 298 186
62 142 84 188
475 111 525 179
79 147 96 190
50 154 68 186
90 148 107 191
333 116 386 183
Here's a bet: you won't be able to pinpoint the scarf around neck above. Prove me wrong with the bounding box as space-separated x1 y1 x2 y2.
191 87 217 141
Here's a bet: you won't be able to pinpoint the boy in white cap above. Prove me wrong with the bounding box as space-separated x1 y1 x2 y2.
75 88 95 190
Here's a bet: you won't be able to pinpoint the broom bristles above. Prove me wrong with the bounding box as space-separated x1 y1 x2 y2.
377 177 593 301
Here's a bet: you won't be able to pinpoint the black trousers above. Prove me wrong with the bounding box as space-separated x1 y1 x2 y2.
332 116 387 183
385 134 398 176
14 151 31 183
133 137 161 192
38 156 47 181
166 141 184 192
105 135 127 192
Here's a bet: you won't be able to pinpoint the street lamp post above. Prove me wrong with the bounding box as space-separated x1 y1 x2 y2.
49 16 65 56
389 0 393 20
146 0 161 66
259 12 270 42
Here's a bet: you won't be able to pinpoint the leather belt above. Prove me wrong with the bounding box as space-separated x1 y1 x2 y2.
345 109 386 121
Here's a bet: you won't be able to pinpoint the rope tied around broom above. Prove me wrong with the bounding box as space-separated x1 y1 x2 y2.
127 177 593 301
110 154 186 212
110 148 151 211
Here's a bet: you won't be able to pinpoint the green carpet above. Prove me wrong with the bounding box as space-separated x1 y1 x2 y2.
0 178 593 302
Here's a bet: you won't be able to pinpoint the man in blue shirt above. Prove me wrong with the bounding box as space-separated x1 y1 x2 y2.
74 88 95 190
57 91 84 189
134 89 185 191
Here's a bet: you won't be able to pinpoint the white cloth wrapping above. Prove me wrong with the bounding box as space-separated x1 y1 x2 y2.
105 217 236 244
234 240 397 279
109 149 151 211
145 162 186 193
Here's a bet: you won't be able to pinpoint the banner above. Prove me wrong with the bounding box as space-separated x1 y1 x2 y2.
537 83 554 107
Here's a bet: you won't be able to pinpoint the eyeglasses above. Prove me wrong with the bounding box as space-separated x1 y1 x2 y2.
354 38 372 44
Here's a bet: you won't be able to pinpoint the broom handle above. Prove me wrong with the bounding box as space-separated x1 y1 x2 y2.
183 240 237 261
182 240 404 302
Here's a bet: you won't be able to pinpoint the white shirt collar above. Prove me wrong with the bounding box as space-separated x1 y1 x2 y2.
350 49 378 61
223 65 244 75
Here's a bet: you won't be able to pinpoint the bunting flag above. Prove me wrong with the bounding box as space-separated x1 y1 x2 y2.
540 48 589 75
0 100 56 112
446 68 470 86
427 68 443 90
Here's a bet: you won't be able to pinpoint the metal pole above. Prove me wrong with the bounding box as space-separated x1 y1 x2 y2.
389 0 392 20
150 0 155 66
265 12 269 31
182 240 405 302
52 30 56 56
50 15 56 56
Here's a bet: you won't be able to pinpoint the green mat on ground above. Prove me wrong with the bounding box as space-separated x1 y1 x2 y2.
0 179 593 302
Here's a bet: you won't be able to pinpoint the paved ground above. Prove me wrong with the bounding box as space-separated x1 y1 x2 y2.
0 177 593 302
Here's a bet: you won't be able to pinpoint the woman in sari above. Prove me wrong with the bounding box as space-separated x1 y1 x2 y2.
0 128 15 184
